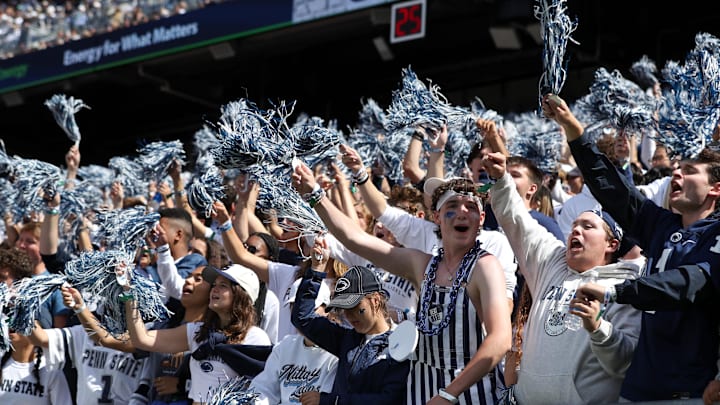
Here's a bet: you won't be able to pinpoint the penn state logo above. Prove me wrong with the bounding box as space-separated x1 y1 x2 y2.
335 278 351 293
545 311 567 336
670 232 683 243
200 361 214 372
428 304 443 325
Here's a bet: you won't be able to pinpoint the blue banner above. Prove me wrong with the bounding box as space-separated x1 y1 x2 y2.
0 0 293 93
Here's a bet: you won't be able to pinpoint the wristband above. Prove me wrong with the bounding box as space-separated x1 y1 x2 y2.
411 132 424 141
352 170 370 186
73 303 86 314
165 192 174 199
219 220 233 233
428 146 445 154
302 184 326 208
204 227 215 239
438 388 459 404
118 291 135 303
156 244 170 254
45 207 60 216
309 190 326 208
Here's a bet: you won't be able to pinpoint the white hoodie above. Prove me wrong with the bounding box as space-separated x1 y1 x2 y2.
491 172 642 405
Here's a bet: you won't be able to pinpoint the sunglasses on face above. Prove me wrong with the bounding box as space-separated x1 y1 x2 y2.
243 243 258 254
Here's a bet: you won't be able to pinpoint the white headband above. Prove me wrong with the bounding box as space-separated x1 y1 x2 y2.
435 190 482 211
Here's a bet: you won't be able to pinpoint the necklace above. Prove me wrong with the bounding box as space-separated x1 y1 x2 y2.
441 261 455 281
416 240 483 335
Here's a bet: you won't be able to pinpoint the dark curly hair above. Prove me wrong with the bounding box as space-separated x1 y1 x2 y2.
0 247 33 280
388 184 428 217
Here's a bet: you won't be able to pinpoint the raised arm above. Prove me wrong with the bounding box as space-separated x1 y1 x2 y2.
402 132 426 185
424 125 448 180
542 93 647 230
125 287 189 354
63 286 135 352
292 162 429 287
213 201 270 283
340 144 388 219
64 145 80 190
40 192 60 256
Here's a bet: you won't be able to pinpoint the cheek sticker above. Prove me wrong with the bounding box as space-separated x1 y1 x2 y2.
444 211 456 219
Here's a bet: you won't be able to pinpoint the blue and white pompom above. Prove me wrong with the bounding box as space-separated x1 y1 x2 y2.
0 177 16 217
10 274 67 336
109 156 147 198
137 140 186 183
205 377 259 405
534 0 578 111
290 115 342 170
506 110 564 173
187 166 226 218
587 67 659 136
78 164 115 191
57 188 89 260
256 178 327 245
11 158 63 222
64 250 170 336
385 66 449 136
630 55 659 89
94 206 159 253
44 94 90 146
656 32 720 159
193 125 221 176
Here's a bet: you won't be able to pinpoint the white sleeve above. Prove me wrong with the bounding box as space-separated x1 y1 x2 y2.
490 173 567 293
45 328 70 373
249 342 284 405
261 289 280 344
155 246 184 300
325 233 371 267
378 205 438 253
243 326 271 345
268 262 300 300
637 176 670 208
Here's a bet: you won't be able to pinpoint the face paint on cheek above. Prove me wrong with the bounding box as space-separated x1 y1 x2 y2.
444 211 456 219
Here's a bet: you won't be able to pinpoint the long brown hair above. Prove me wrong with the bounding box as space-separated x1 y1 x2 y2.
195 283 256 344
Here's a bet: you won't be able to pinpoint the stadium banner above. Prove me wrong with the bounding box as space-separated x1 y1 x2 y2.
0 0 294 94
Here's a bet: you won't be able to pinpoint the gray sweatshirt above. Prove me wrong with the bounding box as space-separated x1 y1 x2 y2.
491 172 642 405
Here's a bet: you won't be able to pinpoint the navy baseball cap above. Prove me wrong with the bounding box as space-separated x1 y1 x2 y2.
327 266 382 310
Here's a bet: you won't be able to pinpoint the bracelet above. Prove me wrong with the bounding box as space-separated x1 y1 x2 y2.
352 170 370 186
428 146 445 154
156 244 170 254
411 132 424 141
438 388 459 404
73 303 86 314
118 291 135 303
309 190 326 208
45 207 60 215
165 193 174 199
218 220 233 233
302 183 326 208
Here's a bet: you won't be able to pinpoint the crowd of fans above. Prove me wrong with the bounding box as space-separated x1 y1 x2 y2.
0 0 221 59
0 8 719 405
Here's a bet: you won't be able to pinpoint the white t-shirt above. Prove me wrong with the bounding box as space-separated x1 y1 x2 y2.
268 262 332 341
185 322 270 402
46 325 150 405
0 355 72 404
251 334 338 404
